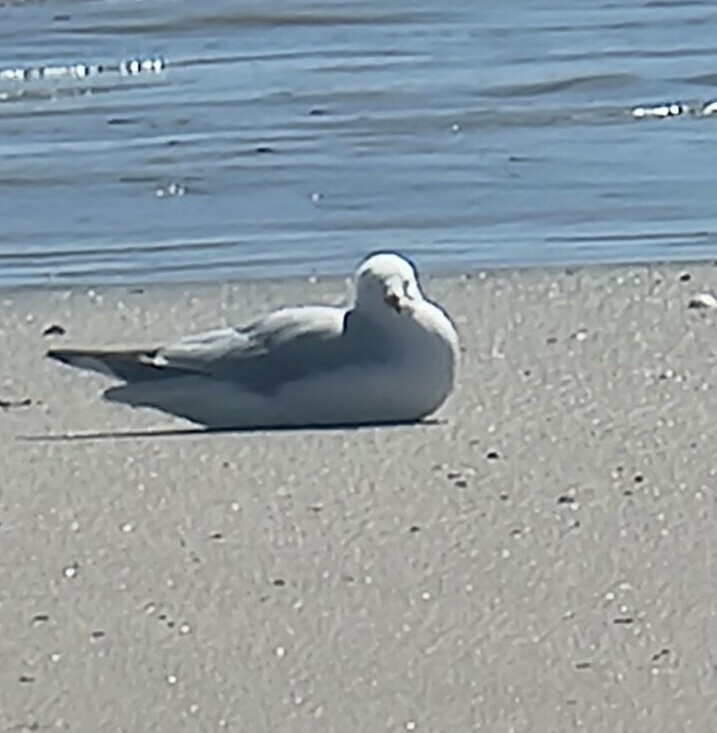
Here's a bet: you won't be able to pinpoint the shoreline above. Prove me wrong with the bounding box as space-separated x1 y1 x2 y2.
1 262 715 731
2 253 716 296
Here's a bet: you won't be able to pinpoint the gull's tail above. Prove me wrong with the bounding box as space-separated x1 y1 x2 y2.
47 348 166 382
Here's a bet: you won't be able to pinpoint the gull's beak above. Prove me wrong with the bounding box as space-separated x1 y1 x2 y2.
385 291 403 313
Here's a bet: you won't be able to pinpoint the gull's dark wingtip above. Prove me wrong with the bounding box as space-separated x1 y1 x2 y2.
46 349 73 365
46 347 173 381
46 348 116 376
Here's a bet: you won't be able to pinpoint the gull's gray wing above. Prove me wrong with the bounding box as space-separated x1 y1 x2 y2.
48 305 388 394
155 305 380 394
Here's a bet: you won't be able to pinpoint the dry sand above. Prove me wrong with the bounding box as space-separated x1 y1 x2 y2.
0 263 715 732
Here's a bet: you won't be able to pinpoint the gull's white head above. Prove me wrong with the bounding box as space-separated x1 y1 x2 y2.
354 252 423 315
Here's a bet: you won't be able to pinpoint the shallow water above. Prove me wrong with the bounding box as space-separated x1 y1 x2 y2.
2 0 717 286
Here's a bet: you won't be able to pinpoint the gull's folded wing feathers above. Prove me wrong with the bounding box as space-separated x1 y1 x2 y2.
155 306 357 394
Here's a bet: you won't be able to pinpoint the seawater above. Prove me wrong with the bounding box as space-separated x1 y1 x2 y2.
2 0 717 286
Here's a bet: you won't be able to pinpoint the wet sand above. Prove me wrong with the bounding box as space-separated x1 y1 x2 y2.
1 264 715 731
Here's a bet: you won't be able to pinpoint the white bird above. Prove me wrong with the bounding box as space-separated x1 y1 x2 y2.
47 252 460 429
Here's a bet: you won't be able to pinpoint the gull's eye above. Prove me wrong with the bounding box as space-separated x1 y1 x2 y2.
403 279 411 297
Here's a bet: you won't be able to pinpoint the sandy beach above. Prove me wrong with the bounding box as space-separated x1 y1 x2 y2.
1 263 715 732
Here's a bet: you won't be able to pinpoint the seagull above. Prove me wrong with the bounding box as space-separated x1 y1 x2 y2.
47 252 460 429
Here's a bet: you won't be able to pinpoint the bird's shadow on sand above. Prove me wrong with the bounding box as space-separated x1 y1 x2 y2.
18 419 444 443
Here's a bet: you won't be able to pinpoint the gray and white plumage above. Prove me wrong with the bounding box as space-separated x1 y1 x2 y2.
47 252 460 429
